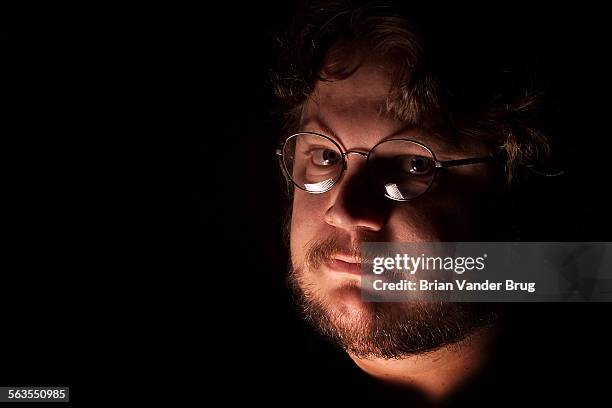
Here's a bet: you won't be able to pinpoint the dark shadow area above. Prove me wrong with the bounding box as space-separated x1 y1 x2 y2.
4 2 611 405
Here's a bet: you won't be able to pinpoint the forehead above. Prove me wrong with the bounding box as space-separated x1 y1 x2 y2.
299 59 488 158
301 59 449 152
313 60 393 113
301 59 393 144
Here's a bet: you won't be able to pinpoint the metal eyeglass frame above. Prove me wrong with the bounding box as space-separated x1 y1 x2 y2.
276 131 496 201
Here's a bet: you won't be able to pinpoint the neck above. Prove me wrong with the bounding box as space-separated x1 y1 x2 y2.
349 326 497 402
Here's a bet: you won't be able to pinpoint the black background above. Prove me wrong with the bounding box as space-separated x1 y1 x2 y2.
4 2 612 405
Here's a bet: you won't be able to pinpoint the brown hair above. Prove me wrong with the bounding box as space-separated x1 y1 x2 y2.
270 0 552 186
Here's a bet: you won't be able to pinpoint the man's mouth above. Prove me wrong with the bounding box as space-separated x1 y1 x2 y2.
326 254 362 275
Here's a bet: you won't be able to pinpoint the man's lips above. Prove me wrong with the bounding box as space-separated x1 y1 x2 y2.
326 255 362 275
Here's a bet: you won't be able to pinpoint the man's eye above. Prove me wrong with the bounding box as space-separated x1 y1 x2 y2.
311 148 342 166
398 155 434 175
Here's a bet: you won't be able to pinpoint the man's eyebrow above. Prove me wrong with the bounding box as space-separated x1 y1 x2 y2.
300 115 454 152
382 124 451 151
299 116 338 140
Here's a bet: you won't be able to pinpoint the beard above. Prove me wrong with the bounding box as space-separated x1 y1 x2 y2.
288 235 501 359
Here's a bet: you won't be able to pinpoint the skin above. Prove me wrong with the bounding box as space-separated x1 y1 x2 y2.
289 58 508 401
351 327 497 401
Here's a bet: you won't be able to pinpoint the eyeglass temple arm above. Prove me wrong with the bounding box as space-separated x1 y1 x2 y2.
275 148 289 176
275 148 295 194
436 156 496 168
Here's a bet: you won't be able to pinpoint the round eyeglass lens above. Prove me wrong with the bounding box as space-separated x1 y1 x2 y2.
368 140 436 201
282 133 344 193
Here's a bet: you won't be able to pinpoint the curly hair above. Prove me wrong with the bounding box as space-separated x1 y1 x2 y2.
270 0 553 186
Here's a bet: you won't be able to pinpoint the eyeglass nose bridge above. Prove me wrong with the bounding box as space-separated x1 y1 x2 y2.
342 150 369 170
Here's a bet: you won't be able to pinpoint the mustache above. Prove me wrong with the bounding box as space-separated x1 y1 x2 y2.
304 235 362 271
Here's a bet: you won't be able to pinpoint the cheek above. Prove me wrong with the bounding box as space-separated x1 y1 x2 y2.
386 200 449 241
387 195 480 242
290 191 328 265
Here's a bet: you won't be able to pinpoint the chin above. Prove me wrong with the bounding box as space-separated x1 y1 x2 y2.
324 282 372 321
291 266 376 329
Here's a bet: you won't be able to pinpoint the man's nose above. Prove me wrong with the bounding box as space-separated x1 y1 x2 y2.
324 154 386 232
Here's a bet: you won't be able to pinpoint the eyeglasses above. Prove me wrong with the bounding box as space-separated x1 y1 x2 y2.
276 131 495 201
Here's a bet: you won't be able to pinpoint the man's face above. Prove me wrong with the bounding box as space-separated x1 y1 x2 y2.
288 58 506 358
